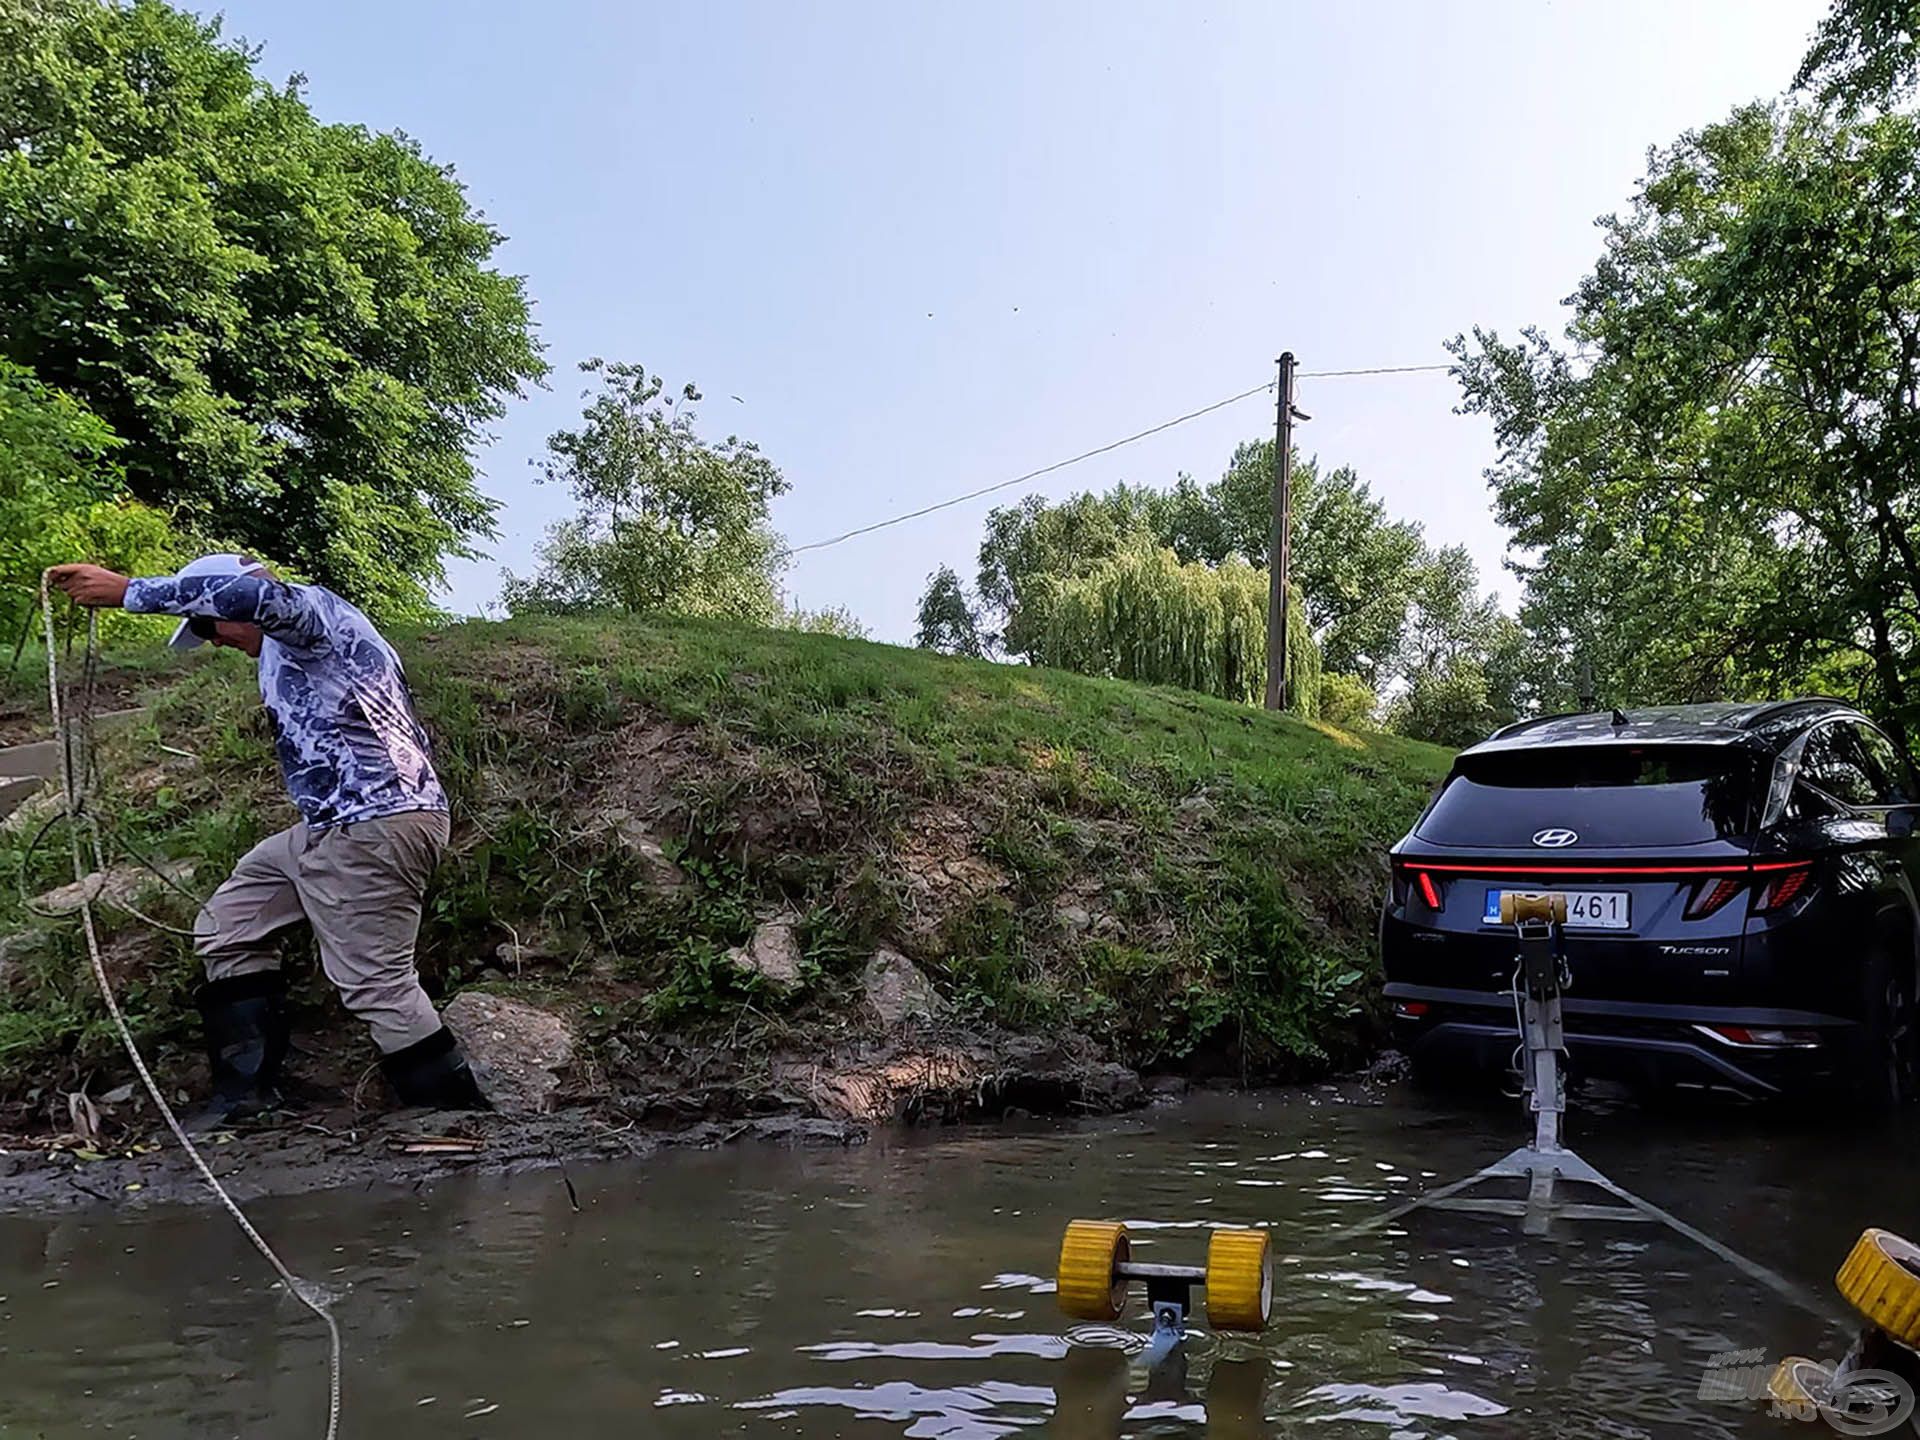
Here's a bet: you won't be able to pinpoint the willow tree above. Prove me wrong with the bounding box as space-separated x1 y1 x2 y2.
1032 541 1320 715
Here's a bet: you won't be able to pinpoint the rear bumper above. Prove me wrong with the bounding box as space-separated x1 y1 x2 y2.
1384 982 1855 1097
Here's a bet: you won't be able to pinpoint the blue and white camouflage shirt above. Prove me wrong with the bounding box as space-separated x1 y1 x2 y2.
124 571 448 830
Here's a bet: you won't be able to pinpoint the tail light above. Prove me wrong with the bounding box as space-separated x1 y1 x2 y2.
1685 877 1744 920
1416 872 1443 910
1390 863 1443 910
1752 865 1813 914
1695 1023 1822 1049
1394 1000 1430 1019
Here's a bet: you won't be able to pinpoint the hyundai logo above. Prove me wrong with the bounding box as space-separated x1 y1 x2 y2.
1532 828 1579 848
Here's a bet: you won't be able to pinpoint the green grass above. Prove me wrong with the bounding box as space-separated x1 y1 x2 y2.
0 615 1451 1105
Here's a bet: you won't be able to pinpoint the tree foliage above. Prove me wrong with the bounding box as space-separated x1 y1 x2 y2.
0 0 545 618
1386 659 1507 750
1151 444 1426 688
1317 671 1378 731
1398 545 1501 677
1798 0 1920 110
914 565 986 657
0 360 179 641
504 360 790 623
1452 103 1920 746
972 451 1492 704
975 488 1157 658
1320 672 1382 725
781 604 870 640
1028 539 1320 715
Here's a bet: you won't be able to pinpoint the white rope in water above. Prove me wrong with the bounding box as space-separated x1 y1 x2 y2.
39 574 342 1440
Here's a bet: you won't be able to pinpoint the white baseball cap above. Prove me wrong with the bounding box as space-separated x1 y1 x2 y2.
166 553 269 649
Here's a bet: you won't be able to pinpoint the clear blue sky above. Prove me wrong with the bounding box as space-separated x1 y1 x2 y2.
198 0 1822 640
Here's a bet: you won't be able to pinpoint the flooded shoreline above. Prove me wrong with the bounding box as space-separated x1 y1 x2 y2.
0 1085 1901 1437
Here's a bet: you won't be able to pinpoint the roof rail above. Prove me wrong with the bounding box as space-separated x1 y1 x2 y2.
1731 696 1860 729
1485 710 1589 741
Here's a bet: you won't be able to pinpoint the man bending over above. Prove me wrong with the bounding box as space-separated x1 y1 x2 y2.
48 555 487 1120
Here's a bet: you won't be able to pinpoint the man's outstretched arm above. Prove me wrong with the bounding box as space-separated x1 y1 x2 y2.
44 564 129 608
47 564 326 649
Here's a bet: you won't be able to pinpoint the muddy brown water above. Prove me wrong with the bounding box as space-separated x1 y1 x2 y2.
0 1087 1910 1438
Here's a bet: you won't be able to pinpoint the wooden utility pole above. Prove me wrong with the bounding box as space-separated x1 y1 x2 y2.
1265 352 1300 711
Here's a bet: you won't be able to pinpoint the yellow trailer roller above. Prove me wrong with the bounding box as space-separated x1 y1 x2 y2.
1056 1218 1272 1357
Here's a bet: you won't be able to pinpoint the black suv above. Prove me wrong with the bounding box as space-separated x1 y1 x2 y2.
1382 701 1920 1107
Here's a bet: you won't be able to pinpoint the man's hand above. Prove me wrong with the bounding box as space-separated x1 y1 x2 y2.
45 564 131 609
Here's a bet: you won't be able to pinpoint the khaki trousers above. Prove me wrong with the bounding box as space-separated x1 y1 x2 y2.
195 809 450 1053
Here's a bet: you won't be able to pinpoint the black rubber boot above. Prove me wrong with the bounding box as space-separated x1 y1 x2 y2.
192 971 289 1129
380 1026 491 1110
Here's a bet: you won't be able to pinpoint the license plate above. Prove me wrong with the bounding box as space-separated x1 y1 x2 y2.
1483 889 1631 931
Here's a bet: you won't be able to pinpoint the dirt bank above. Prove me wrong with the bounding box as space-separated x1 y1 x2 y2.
0 1106 859 1215
0 1060 1413 1216
0 1021 1163 1214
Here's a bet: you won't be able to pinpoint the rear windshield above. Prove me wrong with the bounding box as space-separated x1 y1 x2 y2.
1415 744 1762 849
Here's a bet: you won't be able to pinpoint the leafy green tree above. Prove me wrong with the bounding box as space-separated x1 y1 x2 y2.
1290 463 1427 686
0 0 545 618
503 360 789 622
1452 103 1920 746
914 565 985 657
975 489 1157 658
782 604 870 639
1798 0 1920 109
1147 445 1427 689
0 360 179 643
977 459 1431 688
1397 545 1502 676
1476 614 1539 726
967 447 1508 718
1031 539 1319 714
1143 468 1258 567
1317 672 1378 730
1386 659 1504 750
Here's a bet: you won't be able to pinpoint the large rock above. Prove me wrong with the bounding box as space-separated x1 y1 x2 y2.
1056 903 1092 932
442 992 575 1114
31 861 193 916
726 915 804 986
772 1038 1142 1125
774 1049 977 1123
862 948 942 1028
581 805 686 891
0 777 53 831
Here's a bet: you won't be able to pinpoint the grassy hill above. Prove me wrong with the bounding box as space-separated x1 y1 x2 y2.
0 616 1450 1122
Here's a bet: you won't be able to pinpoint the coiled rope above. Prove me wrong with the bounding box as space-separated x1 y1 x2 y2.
38 573 342 1440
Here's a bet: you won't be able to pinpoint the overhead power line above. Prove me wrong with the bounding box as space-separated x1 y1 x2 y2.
1296 362 1453 378
787 360 1457 556
790 379 1274 555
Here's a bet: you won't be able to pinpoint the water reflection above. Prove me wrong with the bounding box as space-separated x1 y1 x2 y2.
0 1087 1901 1437
1049 1345 1279 1438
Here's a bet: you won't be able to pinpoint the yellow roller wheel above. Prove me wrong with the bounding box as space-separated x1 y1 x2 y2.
1057 1220 1130 1322
1500 892 1568 925
1768 1356 1830 1411
1204 1227 1272 1332
1837 1228 1920 1348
